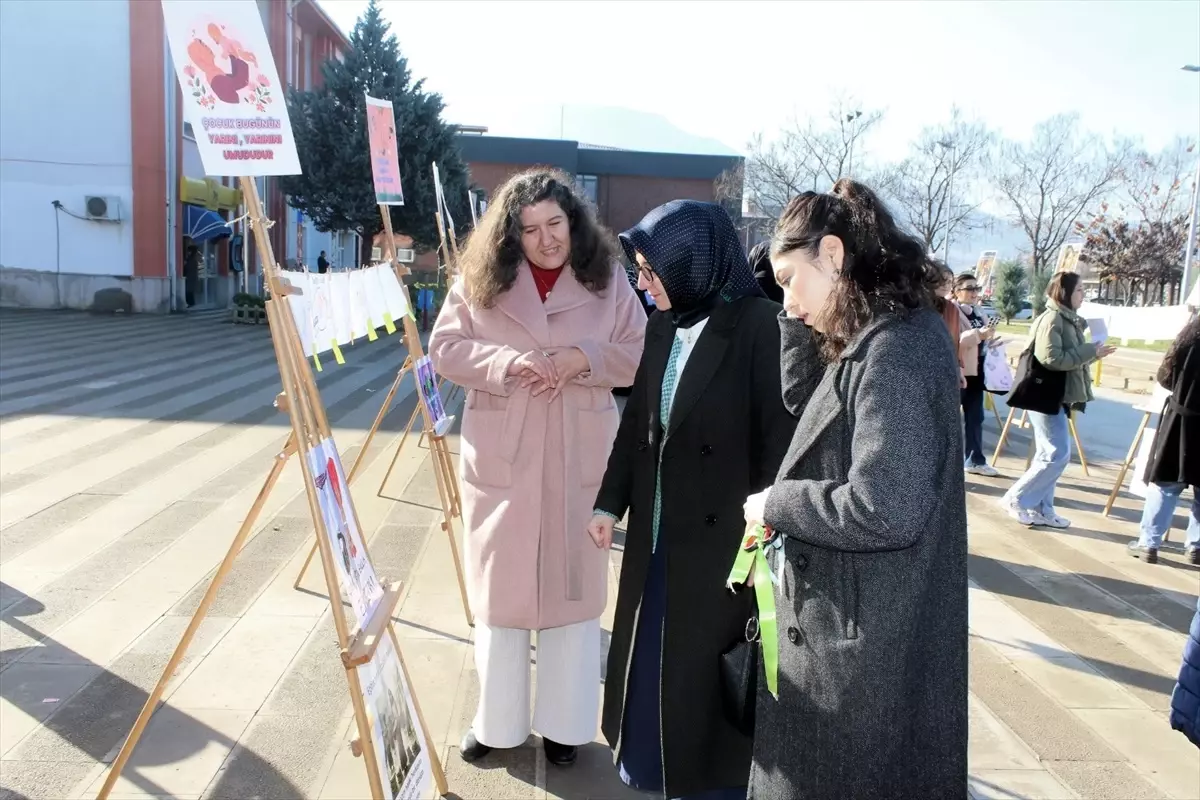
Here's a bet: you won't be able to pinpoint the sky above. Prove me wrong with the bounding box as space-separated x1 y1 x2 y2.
316 0 1200 163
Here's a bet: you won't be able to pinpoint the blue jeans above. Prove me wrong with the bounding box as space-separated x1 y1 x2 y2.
961 377 986 467
1007 409 1070 515
1137 483 1200 550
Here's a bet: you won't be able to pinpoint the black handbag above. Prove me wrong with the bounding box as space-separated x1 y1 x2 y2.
1006 315 1066 415
718 616 760 737
1006 345 1067 414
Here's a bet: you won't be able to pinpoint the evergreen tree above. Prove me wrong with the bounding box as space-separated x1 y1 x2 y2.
280 0 471 261
993 259 1027 322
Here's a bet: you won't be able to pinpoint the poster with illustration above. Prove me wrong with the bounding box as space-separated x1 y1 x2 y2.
161 0 300 176
1055 242 1084 274
357 635 431 800
365 94 405 205
308 274 337 355
975 250 998 296
414 356 451 436
306 438 383 624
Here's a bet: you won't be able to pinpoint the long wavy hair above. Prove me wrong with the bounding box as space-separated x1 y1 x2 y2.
771 178 941 361
458 168 618 308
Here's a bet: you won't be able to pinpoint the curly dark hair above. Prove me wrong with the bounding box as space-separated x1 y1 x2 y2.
458 168 618 308
771 178 941 361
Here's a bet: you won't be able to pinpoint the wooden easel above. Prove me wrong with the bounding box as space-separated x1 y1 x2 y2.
1103 406 1153 516
96 178 448 800
990 407 1090 476
293 201 472 627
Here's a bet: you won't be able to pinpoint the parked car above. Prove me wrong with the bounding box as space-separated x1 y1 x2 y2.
1013 301 1033 320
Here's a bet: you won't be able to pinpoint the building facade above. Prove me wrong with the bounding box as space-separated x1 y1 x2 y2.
408 135 744 273
0 0 351 314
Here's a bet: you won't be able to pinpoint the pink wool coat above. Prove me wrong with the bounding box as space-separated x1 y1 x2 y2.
429 263 646 630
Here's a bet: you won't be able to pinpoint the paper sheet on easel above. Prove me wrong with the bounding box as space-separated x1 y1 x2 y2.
284 272 319 357
362 266 391 334
379 266 412 322
307 275 336 356
357 635 433 800
348 269 371 340
1129 426 1156 499
1086 318 1108 345
329 272 354 346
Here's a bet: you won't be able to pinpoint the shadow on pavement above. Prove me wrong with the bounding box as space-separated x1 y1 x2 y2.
0 582 304 800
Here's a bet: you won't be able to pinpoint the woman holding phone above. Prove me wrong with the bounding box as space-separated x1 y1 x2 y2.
953 273 999 477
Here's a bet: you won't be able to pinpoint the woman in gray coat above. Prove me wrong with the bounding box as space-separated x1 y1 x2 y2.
742 179 968 799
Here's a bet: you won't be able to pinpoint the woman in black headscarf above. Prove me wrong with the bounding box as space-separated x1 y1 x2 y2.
589 200 796 799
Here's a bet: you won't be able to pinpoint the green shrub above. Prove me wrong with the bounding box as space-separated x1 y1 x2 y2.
993 260 1027 322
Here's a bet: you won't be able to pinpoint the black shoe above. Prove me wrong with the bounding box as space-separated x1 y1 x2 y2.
1127 541 1159 564
459 729 493 763
1186 546 1200 566
542 737 577 766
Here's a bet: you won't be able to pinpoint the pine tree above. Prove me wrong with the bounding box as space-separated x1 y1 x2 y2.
280 0 471 261
993 259 1028 323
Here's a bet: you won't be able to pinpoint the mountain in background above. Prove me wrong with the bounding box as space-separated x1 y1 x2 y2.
457 103 742 156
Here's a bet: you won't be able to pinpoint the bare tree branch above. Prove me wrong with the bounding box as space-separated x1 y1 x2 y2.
990 114 1129 273
743 97 886 223
889 107 993 255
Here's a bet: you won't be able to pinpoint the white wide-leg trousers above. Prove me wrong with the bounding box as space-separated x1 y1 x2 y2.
472 617 601 749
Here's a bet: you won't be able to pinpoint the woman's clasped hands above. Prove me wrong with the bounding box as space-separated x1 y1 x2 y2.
508 347 590 399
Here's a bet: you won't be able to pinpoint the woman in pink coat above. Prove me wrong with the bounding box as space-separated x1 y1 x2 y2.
429 169 646 768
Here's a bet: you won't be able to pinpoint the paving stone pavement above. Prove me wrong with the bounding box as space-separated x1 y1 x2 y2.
0 308 1197 800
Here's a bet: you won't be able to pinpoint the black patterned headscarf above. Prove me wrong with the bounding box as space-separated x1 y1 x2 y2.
619 200 764 329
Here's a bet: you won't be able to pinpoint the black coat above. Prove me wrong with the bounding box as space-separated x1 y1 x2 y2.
1145 315 1199 487
595 296 797 797
750 311 968 799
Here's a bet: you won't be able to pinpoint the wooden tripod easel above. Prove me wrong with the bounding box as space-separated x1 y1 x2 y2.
292 201 473 627
97 178 448 799
991 406 1090 476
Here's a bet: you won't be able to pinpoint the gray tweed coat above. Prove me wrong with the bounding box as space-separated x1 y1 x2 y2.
749 309 969 800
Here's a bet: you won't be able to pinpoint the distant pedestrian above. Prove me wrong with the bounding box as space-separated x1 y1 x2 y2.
742 179 967 799
953 271 1000 476
318 250 329 274
183 243 201 308
1128 312 1199 563
1001 271 1117 528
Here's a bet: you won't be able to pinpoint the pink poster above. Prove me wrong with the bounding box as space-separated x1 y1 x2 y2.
365 94 405 206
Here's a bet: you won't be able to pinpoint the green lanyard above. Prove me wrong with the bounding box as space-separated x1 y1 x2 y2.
726 523 779 698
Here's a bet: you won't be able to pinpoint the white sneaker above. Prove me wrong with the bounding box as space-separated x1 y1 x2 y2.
967 464 1000 477
1001 500 1036 526
1032 511 1071 529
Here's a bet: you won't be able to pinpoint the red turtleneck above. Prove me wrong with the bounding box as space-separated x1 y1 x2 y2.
529 263 564 302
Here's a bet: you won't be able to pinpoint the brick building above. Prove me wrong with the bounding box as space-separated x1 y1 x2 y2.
410 134 744 273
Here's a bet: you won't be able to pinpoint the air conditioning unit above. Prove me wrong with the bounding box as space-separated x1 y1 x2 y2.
84 195 122 222
396 248 415 263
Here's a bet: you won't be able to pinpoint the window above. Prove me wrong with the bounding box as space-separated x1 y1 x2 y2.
574 174 599 205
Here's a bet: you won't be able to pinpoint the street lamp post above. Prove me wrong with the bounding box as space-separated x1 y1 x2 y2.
1182 65 1200 302
938 138 956 266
